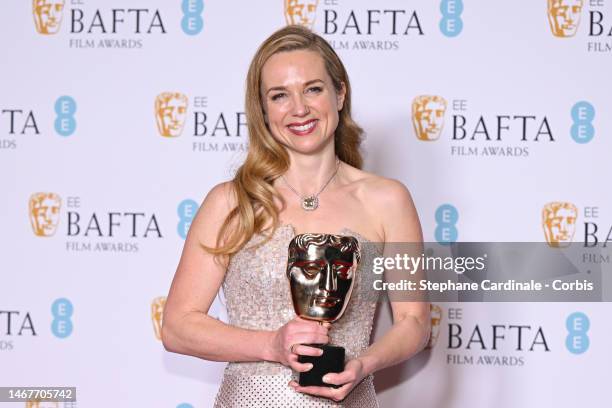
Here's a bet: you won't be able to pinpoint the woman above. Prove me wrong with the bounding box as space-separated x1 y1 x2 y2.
162 25 430 406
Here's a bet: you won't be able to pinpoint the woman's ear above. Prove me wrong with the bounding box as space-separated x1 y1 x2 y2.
337 82 346 111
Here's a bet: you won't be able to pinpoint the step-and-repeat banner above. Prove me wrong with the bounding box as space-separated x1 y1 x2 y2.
2 1 611 407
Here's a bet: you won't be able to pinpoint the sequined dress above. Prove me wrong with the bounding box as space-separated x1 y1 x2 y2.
214 224 381 407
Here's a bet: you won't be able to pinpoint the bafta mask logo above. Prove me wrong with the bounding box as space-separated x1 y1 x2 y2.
29 192 62 237
427 304 442 348
26 402 60 408
412 95 447 141
284 0 319 29
155 92 189 137
542 202 578 247
32 0 65 35
151 296 166 340
547 0 583 38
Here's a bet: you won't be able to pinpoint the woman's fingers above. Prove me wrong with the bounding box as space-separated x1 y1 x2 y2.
290 344 324 357
294 318 330 335
276 317 330 367
322 370 354 386
289 333 329 347
294 317 331 333
287 354 314 372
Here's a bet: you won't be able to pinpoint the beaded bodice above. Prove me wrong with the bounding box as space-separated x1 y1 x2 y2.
222 224 381 376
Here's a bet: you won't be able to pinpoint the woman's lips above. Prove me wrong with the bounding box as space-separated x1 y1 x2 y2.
287 119 318 136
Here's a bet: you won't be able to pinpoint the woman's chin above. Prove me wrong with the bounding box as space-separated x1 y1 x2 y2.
282 137 335 155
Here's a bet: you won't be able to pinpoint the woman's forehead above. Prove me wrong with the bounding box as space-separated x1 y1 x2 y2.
261 50 328 87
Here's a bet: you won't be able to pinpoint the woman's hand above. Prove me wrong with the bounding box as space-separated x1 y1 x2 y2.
268 317 330 373
288 358 367 402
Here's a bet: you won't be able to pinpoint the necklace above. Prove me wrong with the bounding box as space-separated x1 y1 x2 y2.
282 158 340 211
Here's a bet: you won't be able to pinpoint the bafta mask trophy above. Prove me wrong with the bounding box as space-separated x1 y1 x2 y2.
287 233 361 387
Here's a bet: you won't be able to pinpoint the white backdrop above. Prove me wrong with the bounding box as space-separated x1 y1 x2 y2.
1 0 611 407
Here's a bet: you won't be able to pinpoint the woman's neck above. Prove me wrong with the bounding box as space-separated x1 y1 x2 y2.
281 151 339 195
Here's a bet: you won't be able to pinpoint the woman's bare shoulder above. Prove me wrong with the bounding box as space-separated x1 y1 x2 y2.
341 163 420 241
190 181 237 240
341 163 415 205
200 181 238 213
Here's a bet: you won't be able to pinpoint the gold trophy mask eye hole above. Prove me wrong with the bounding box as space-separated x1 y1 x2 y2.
302 264 322 277
332 264 351 278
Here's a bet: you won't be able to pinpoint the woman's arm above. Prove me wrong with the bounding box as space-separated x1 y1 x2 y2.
161 182 270 361
356 179 430 375
162 182 328 367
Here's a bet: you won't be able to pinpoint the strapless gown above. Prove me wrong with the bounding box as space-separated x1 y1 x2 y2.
213 224 382 407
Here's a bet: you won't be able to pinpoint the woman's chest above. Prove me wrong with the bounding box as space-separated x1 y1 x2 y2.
278 188 383 241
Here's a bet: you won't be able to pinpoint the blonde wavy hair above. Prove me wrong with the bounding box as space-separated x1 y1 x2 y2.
208 25 363 256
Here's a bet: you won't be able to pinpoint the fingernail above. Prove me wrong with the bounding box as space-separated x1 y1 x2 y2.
322 375 330 383
318 349 324 356
306 363 313 371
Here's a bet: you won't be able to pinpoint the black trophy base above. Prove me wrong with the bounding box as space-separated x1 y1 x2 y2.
297 344 345 388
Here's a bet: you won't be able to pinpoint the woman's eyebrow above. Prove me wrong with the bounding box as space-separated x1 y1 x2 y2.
266 79 324 95
303 79 324 86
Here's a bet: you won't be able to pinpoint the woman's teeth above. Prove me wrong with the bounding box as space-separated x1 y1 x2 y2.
289 121 316 131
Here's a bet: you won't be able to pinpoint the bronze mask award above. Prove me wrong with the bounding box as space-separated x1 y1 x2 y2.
287 233 361 387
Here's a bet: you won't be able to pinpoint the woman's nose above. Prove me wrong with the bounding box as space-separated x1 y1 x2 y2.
291 93 310 117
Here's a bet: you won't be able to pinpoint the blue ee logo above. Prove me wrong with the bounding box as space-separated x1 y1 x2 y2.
176 404 194 408
565 312 590 354
440 0 463 37
178 199 198 239
54 96 76 137
435 204 458 244
51 298 73 339
181 0 204 35
570 101 595 144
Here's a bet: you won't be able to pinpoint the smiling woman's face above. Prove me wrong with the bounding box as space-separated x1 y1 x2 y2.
260 49 345 155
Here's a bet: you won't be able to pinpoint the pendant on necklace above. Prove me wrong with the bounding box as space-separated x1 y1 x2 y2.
301 196 319 211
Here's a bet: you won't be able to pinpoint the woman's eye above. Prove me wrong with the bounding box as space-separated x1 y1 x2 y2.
271 93 286 101
307 86 323 94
